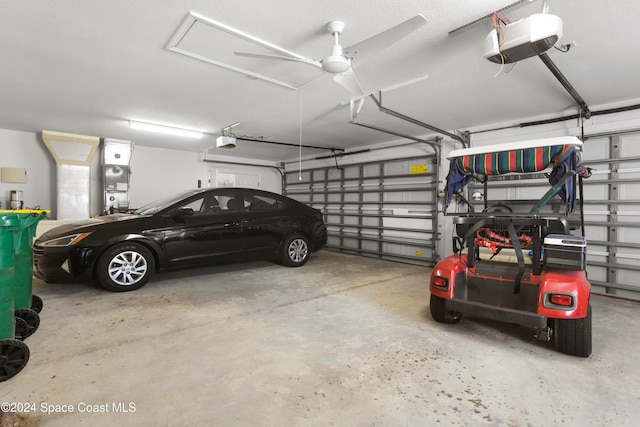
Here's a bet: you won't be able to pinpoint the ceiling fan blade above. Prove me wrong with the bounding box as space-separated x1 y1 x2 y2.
234 51 322 68
333 69 365 98
343 14 428 67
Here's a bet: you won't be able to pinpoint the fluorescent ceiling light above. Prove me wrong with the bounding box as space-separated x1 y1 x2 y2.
129 120 203 139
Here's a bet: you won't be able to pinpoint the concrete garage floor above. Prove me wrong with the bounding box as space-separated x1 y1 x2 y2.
2 250 639 426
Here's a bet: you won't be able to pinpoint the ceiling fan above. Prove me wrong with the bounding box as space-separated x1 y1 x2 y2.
234 14 428 98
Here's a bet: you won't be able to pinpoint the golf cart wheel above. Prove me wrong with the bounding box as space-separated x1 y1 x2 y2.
553 304 592 357
14 308 40 339
280 233 310 267
0 339 30 382
31 294 44 313
96 242 155 292
430 294 462 324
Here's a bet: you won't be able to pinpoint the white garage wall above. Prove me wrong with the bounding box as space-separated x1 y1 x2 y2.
0 129 282 218
128 146 283 208
202 160 282 195
0 130 208 216
128 145 208 209
0 129 56 212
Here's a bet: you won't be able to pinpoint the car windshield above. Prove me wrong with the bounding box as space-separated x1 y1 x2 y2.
134 190 203 215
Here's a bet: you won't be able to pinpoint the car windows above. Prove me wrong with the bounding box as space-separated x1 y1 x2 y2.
135 189 202 215
180 198 205 213
221 196 237 211
244 193 286 211
172 190 240 215
163 190 294 215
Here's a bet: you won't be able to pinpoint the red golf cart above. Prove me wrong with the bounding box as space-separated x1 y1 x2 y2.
430 136 592 357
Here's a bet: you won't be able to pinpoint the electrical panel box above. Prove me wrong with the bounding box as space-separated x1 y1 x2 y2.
1 167 27 183
103 139 134 213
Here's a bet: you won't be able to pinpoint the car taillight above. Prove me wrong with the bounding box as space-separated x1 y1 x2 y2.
549 294 573 307
432 276 448 288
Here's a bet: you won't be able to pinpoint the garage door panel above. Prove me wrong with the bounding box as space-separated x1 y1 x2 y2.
285 153 439 266
620 134 640 155
584 133 640 300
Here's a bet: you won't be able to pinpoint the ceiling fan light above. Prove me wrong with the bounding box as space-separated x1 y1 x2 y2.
322 56 350 73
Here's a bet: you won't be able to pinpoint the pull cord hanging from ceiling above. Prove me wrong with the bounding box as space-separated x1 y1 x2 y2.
299 94 303 181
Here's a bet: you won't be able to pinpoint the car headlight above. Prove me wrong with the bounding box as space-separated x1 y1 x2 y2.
40 232 93 247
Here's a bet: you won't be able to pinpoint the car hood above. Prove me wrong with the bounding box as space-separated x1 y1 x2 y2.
37 214 144 241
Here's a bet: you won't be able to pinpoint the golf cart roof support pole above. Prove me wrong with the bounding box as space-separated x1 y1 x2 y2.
484 178 488 211
529 170 577 214
538 53 591 118
370 93 469 148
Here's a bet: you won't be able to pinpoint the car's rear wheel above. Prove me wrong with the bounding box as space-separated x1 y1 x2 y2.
553 304 592 357
96 243 155 292
280 233 310 267
303 216 326 243
430 294 462 324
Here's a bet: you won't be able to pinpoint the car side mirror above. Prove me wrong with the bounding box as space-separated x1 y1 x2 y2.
174 207 195 217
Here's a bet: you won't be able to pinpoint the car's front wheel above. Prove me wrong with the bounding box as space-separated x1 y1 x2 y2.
280 233 310 267
96 243 155 292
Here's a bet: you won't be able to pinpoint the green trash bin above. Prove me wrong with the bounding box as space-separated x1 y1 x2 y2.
0 213 19 339
0 212 30 382
9 210 48 339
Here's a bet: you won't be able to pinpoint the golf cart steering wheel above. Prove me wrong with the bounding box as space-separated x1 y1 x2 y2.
482 204 513 213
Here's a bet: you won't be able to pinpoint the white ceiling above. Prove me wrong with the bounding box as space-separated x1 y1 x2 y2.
1 0 639 162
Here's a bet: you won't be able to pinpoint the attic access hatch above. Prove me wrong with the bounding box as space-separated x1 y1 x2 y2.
166 12 325 90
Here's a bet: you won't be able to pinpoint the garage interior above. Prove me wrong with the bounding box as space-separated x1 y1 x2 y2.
1 0 640 425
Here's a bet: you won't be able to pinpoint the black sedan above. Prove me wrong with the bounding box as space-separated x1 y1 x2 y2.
33 188 327 292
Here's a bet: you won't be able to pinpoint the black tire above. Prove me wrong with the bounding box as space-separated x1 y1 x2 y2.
14 308 40 339
280 233 310 267
553 304 592 357
430 294 462 324
0 339 30 382
31 294 44 313
96 243 155 292
303 217 327 247
14 317 30 341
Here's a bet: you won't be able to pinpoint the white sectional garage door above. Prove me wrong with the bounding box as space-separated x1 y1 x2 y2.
580 131 640 301
284 154 440 267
